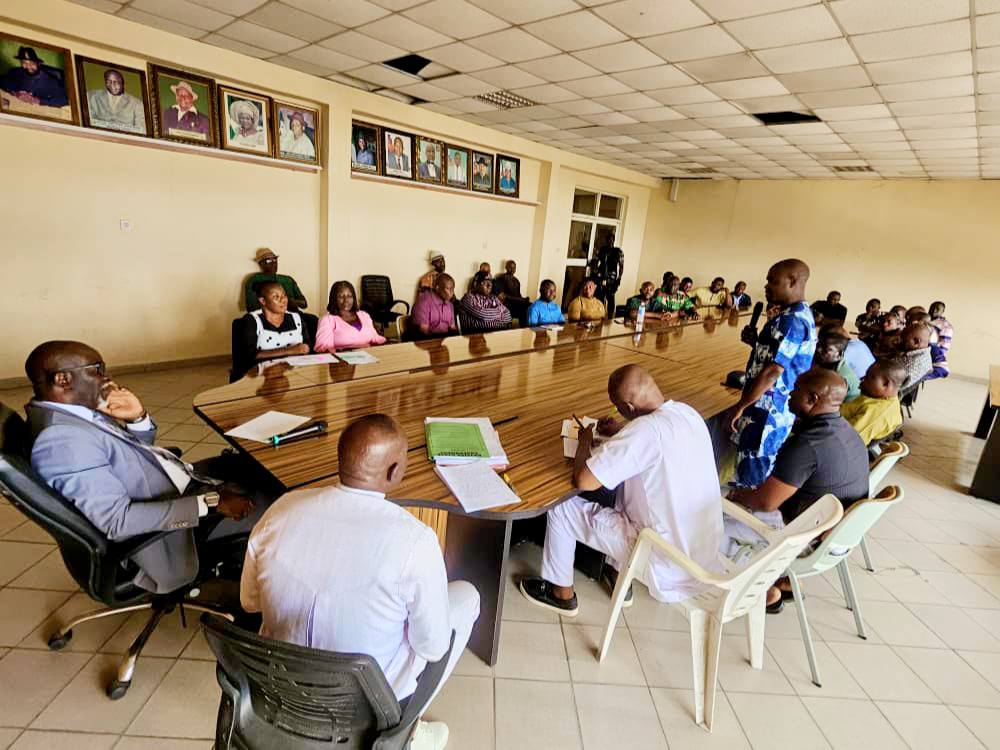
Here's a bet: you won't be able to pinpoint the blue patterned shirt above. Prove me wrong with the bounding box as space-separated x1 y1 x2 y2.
745 300 816 417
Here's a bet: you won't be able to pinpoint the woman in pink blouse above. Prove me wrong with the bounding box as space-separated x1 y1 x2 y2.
314 280 387 352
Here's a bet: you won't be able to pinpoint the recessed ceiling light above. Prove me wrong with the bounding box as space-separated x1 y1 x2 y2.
475 90 536 109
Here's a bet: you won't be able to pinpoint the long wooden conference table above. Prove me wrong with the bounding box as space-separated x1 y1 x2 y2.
194 310 751 664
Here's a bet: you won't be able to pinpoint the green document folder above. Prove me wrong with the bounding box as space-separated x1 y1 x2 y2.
426 422 489 460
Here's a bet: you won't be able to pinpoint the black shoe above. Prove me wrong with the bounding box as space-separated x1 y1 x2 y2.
600 567 634 609
766 597 785 615
519 577 579 617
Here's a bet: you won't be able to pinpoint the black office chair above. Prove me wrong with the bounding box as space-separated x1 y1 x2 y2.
202 614 454 750
360 275 410 332
0 453 234 700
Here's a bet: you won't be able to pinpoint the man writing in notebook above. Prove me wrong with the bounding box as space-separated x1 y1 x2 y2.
519 364 723 615
241 414 480 750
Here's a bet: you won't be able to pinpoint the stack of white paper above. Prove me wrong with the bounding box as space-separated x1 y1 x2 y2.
225 411 310 443
435 462 520 512
337 350 379 365
425 417 508 467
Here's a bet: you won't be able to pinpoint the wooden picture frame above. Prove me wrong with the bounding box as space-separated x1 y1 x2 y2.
496 153 521 199
75 55 151 137
0 33 78 125
274 100 320 165
471 150 494 193
414 135 445 184
350 119 379 174
445 144 471 189
381 127 414 180
218 84 274 157
148 64 218 147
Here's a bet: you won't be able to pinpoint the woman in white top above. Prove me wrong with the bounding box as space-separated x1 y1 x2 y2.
232 281 314 380
279 111 315 160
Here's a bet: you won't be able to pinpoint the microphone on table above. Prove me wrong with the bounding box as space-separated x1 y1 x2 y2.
748 301 764 330
270 420 328 446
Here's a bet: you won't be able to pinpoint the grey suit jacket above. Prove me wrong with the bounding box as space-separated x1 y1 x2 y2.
27 403 201 594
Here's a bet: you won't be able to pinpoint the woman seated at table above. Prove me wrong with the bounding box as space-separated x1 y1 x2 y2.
232 281 314 380
458 271 511 333
315 280 387 352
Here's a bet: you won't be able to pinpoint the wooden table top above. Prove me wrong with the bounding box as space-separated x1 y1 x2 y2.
991 365 1000 407
194 310 750 520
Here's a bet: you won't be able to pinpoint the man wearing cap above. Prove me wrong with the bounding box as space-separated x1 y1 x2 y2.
418 253 446 293
1 46 69 108
244 249 308 312
229 98 266 151
162 80 209 139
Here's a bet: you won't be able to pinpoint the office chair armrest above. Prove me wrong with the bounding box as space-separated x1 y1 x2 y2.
390 300 411 315
373 632 455 750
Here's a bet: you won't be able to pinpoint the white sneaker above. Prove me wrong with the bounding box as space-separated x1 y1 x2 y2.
410 720 449 750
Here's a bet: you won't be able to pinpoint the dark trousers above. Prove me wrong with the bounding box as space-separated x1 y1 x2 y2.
599 288 618 318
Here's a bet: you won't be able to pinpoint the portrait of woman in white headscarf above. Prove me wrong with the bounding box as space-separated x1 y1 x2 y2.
220 86 271 155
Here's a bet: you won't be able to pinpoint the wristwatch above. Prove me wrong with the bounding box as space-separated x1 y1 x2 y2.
199 491 220 509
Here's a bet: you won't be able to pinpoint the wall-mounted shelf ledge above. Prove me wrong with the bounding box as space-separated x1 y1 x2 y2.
351 171 539 206
0 112 323 173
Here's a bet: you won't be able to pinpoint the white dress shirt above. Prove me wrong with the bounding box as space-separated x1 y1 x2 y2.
240 483 452 699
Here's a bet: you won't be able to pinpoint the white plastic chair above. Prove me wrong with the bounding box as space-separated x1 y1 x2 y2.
785 485 904 687
857 441 909 571
597 495 843 731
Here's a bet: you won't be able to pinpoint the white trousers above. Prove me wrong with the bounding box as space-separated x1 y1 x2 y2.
541 495 639 587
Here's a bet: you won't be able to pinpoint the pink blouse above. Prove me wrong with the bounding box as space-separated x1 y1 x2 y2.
314 311 386 352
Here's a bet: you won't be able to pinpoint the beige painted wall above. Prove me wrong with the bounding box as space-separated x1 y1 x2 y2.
638 179 999 378
0 0 658 379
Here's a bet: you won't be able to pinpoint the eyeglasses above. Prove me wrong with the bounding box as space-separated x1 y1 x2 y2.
51 361 106 377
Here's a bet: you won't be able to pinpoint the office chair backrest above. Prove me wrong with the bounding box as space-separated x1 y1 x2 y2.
0 402 30 458
202 614 402 750
361 275 394 312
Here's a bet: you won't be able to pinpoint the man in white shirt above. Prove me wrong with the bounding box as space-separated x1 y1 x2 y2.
520 364 723 615
241 414 479 750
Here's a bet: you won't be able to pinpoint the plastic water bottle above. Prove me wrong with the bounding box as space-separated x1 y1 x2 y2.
636 302 646 332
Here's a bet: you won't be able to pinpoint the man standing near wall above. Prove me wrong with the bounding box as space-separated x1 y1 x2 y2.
589 238 624 318
725 259 817 489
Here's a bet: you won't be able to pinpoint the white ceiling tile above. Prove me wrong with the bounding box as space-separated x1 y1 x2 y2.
320 30 404 62
770 121 833 134
830 0 968 34
812 103 892 120
981 110 1000 122
840 130 905 142
879 75 974 101
130 0 231 30
355 14 452 49
550 98 612 114
981 93 1000 109
678 53 770 83
187 0 265 13
647 83 720 104
896 112 977 128
734 94 806 112
217 19 305 50
593 91 663 110
419 101 461 115
562 75 634 97
348 63 419 87
977 13 1000 46
289 44 364 71
798 86 882 107
393 81 457 100
202 32 272 57
698 114 760 128
979 46 1000 73
599 135 641 145
755 38 858 73
281 0 388 26
907 126 979 140
404 0 509 37
612 65 694 90
244 1 344 41
517 120 558 132
371 0 427 9
268 53 338 75
118 7 207 37
853 142 913 152
326 72 375 90
830 118 899 132
473 27 559 62
447 96 498 112
674 101 742 117
575 41 666 72
888 96 975 116
516 54 601 82
544 115 591 128
913 139 979 149
422 41 503 71
581 111 640 125
468 0 578 23
474 64 546 88
508 103 564 119
510 83 578 102
706 76 789 98
852 21 971 63
430 73 497 95
523 11 627 51
629 106 686 121
641 25 743 62
798 142 853 153
866 50 972 84
777 65 870 92
723 5 840 49
594 0 711 36
682 129 725 140
736 136 787 146
422 62 455 77
785 133 844 145
979 71 1000 92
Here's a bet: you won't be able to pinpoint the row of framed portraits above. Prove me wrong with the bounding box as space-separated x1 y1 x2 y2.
351 119 521 199
0 32 321 165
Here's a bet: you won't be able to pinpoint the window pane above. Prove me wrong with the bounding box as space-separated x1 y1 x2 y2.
573 189 597 215
567 220 593 259
599 194 622 219
594 224 617 252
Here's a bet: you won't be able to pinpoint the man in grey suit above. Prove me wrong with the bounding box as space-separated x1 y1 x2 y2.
386 135 410 174
25 341 258 594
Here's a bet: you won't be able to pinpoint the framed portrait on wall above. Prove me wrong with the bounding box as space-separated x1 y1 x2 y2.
0 33 77 124
496 154 520 198
471 150 494 193
350 119 379 173
445 144 470 189
415 136 444 184
75 56 151 136
218 85 273 156
275 100 320 164
382 128 414 180
149 64 217 146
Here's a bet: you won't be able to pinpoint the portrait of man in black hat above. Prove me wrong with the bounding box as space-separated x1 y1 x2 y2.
0 42 70 111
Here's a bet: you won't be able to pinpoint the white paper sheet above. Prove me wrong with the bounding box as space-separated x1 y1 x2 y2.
561 416 603 459
224 411 311 443
336 350 379 365
435 461 520 512
283 353 337 366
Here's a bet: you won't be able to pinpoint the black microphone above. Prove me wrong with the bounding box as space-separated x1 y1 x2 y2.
748 301 764 330
270 420 328 446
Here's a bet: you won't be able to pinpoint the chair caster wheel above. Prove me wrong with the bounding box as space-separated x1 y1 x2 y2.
48 630 73 650
107 679 131 700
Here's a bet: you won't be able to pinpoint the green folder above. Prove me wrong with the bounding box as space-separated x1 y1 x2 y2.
426 422 489 460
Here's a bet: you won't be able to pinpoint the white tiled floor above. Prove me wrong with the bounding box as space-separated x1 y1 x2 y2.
1 368 999 749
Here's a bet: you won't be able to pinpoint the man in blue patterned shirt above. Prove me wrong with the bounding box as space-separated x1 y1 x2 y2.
726 259 817 488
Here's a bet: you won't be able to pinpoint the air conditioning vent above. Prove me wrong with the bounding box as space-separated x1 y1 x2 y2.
475 90 536 110
752 111 822 126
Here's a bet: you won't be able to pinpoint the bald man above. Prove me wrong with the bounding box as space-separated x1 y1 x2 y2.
727 259 817 489
241 414 479 750
893 323 932 395
520 365 723 616
726 367 869 612
24 341 258 594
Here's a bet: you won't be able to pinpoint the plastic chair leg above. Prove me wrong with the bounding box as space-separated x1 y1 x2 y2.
597 544 647 662
839 561 868 640
858 537 876 572
745 597 765 670
788 572 822 687
836 561 853 611
689 609 723 731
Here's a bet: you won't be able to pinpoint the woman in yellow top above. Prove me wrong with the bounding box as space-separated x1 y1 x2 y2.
567 279 607 322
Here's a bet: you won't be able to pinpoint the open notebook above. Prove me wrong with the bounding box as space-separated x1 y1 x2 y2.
435 461 520 513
